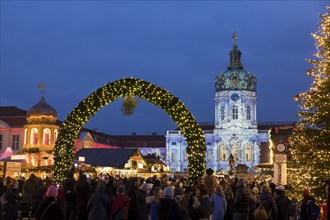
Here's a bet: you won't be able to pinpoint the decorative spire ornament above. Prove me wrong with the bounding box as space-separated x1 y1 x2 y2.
38 83 46 97
232 32 237 46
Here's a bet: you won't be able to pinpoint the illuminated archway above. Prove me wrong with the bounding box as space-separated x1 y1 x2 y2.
53 77 206 184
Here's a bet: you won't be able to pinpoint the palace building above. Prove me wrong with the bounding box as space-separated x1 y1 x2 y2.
165 36 294 173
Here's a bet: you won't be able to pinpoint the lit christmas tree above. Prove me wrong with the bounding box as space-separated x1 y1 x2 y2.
288 6 330 202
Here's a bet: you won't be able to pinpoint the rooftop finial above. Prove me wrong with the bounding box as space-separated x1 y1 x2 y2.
232 32 237 46
38 83 46 97
228 32 243 70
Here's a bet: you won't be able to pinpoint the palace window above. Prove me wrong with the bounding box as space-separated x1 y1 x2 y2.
232 105 238 120
24 129 27 145
220 106 225 120
171 142 177 146
31 128 38 145
245 145 252 161
43 128 51 145
184 152 188 162
246 106 251 120
172 151 177 163
219 145 227 161
12 135 19 150
208 151 214 162
207 142 212 146
231 145 240 162
54 130 58 143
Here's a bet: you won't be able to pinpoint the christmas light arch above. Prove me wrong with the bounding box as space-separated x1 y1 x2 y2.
53 77 206 184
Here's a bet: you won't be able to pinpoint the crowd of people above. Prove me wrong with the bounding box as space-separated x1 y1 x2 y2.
0 168 329 220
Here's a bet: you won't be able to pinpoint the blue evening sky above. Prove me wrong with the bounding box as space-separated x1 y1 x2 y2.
1 1 328 135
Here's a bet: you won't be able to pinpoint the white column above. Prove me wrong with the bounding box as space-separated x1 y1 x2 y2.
274 154 288 185
254 101 257 121
280 162 287 185
215 100 218 124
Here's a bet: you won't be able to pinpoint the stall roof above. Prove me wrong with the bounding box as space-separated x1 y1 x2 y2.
75 148 138 167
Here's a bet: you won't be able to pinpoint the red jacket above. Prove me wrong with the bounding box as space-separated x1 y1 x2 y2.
111 193 130 220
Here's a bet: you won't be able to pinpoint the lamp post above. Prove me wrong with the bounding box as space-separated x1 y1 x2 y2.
274 142 288 185
2 159 7 178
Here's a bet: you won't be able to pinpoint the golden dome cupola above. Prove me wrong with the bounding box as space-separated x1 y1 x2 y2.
26 97 57 124
215 32 256 92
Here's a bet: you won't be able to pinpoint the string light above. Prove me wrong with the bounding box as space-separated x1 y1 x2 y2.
53 77 206 184
288 6 330 202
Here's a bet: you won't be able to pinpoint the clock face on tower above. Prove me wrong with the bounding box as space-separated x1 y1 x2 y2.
231 93 239 101
275 142 287 153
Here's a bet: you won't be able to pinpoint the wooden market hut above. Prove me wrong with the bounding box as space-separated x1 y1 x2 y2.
74 148 169 178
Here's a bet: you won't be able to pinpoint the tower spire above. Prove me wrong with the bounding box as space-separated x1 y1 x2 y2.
232 32 237 46
228 32 243 70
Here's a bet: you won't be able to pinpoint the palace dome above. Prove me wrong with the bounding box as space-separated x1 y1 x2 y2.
215 43 256 92
26 97 57 124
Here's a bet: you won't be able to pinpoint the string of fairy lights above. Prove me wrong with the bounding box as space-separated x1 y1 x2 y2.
288 6 330 202
53 77 206 184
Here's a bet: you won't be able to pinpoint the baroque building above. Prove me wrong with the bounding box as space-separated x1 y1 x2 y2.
166 37 270 172
23 96 59 166
0 96 166 177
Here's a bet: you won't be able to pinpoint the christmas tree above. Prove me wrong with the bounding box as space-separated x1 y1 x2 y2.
288 6 330 202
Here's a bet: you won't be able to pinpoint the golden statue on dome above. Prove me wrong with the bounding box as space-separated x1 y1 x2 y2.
232 32 237 46
38 83 45 97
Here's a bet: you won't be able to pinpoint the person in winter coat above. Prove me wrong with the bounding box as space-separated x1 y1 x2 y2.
0 177 5 219
210 185 227 220
180 186 194 220
127 178 140 220
232 178 251 220
257 185 277 220
75 174 91 220
111 185 130 220
190 184 212 220
87 182 111 220
146 187 163 220
274 185 290 220
202 168 217 196
157 187 182 220
252 184 259 203
63 170 76 220
21 173 39 205
174 180 185 197
35 184 63 220
33 180 48 216
138 183 149 220
223 185 234 220
105 176 116 209
3 180 20 220
247 188 255 220
300 188 318 220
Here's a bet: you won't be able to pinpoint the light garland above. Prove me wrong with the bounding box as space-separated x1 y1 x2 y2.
53 77 206 184
288 6 330 202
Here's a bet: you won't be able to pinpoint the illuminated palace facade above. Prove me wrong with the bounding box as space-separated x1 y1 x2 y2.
166 40 272 172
